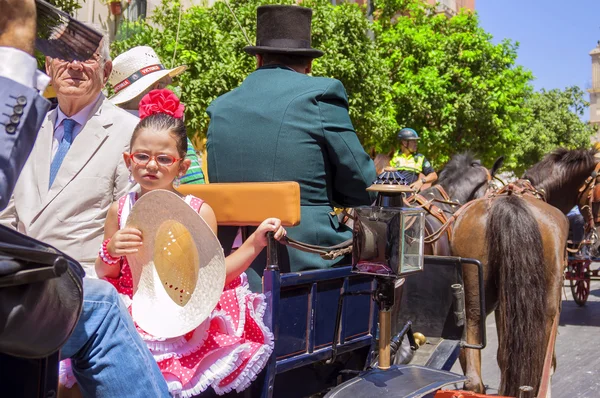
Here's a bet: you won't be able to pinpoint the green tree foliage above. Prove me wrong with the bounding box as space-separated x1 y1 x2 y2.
111 0 593 173
373 0 534 168
512 86 596 176
49 0 82 13
113 0 397 142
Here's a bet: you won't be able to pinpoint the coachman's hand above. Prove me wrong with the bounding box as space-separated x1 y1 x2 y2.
0 0 37 55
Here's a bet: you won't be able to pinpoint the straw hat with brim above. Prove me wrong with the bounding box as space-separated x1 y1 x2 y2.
108 46 188 106
125 189 226 338
244 5 323 59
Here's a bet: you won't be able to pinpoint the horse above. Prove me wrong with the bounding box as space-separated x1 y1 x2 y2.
450 148 600 397
390 153 503 339
373 151 393 175
410 153 504 256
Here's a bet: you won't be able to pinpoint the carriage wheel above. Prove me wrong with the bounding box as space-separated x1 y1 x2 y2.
569 260 591 306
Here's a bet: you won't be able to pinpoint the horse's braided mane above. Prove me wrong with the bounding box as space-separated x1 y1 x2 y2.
522 148 598 193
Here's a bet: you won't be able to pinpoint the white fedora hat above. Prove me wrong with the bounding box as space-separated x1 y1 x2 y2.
125 189 225 338
109 46 187 105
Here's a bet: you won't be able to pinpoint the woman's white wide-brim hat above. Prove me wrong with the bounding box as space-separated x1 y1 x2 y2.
109 46 187 105
125 189 225 338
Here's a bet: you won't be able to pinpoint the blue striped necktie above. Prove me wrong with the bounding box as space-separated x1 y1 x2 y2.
49 118 76 189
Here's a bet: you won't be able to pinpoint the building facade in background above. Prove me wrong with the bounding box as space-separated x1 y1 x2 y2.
590 42 600 127
425 0 474 17
76 0 474 40
73 0 205 39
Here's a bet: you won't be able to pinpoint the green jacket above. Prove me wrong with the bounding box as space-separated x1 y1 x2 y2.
206 65 377 290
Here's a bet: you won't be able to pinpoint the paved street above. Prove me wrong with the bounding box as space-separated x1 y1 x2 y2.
450 277 600 397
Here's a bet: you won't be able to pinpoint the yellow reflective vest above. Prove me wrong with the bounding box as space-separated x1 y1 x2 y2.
390 152 426 174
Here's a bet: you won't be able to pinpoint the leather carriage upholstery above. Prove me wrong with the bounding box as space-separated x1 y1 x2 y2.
178 181 301 226
180 182 376 397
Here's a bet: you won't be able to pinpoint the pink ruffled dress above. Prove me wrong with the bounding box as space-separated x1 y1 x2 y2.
60 192 274 397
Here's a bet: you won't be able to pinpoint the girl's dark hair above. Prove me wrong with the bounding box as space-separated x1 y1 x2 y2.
130 113 187 157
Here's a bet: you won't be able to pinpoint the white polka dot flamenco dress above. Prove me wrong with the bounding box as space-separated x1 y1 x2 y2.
59 193 274 397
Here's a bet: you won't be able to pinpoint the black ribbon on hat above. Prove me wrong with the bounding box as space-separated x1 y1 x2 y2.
257 39 311 49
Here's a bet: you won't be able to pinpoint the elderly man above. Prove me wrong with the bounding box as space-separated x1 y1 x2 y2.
0 1 170 396
0 24 137 278
206 5 377 291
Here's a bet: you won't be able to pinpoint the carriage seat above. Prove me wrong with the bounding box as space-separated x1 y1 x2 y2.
178 182 301 227
179 182 377 397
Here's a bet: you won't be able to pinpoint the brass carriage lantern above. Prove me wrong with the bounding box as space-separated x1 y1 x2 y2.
351 167 426 370
352 167 426 278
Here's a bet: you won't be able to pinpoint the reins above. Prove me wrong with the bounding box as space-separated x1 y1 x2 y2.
281 236 353 260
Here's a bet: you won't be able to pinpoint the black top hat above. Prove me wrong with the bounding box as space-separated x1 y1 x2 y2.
244 5 324 59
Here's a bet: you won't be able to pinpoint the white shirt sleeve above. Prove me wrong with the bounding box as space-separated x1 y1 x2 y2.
0 47 51 92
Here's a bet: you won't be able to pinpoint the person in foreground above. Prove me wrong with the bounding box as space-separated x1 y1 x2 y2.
0 0 171 396
61 89 285 397
0 22 139 278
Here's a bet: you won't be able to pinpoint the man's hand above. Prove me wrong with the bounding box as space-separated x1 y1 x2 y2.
409 179 424 192
0 0 37 55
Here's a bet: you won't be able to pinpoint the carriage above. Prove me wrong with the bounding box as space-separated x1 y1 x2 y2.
2 178 478 398
176 178 489 398
181 147 586 398
565 243 600 306
6 147 598 398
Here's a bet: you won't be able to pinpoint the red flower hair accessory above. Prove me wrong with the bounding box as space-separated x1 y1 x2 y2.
138 89 185 119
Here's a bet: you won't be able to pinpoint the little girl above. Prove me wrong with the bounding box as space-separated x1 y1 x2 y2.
61 89 285 397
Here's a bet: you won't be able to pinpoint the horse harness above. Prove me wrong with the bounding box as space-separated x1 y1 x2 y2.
410 167 494 244
576 160 600 235
406 185 461 244
485 179 546 201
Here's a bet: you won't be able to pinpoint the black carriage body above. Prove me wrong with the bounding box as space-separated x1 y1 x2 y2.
260 265 377 398
249 254 483 398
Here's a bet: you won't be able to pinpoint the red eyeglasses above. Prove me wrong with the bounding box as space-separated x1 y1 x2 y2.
130 152 183 166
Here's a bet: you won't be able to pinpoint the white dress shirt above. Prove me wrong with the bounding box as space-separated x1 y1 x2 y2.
52 94 102 159
0 47 50 91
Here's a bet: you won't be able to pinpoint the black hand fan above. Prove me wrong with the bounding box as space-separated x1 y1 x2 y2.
35 0 103 62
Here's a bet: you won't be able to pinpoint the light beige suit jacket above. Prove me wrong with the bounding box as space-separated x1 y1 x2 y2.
0 95 139 276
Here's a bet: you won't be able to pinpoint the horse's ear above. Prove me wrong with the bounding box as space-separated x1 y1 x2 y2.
491 156 505 176
369 147 376 159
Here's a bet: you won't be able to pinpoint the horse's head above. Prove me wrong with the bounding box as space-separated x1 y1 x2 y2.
436 153 503 204
373 151 394 175
573 152 600 243
522 148 599 215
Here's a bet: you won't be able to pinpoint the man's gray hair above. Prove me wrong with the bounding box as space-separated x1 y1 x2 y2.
86 23 111 62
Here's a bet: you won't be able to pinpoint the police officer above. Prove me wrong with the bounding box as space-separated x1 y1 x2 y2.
390 128 437 191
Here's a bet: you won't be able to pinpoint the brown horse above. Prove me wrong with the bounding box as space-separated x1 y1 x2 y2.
373 151 393 175
451 148 599 397
391 153 502 337
411 153 503 256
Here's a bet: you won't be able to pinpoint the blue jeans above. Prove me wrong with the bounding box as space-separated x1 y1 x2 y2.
61 278 169 397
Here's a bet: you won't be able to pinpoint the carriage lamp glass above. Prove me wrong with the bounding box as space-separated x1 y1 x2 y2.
351 207 425 278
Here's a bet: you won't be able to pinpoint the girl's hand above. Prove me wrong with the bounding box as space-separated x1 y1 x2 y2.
254 218 287 248
107 227 143 257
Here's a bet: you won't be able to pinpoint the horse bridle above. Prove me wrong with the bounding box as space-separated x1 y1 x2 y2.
576 160 600 242
417 164 495 244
